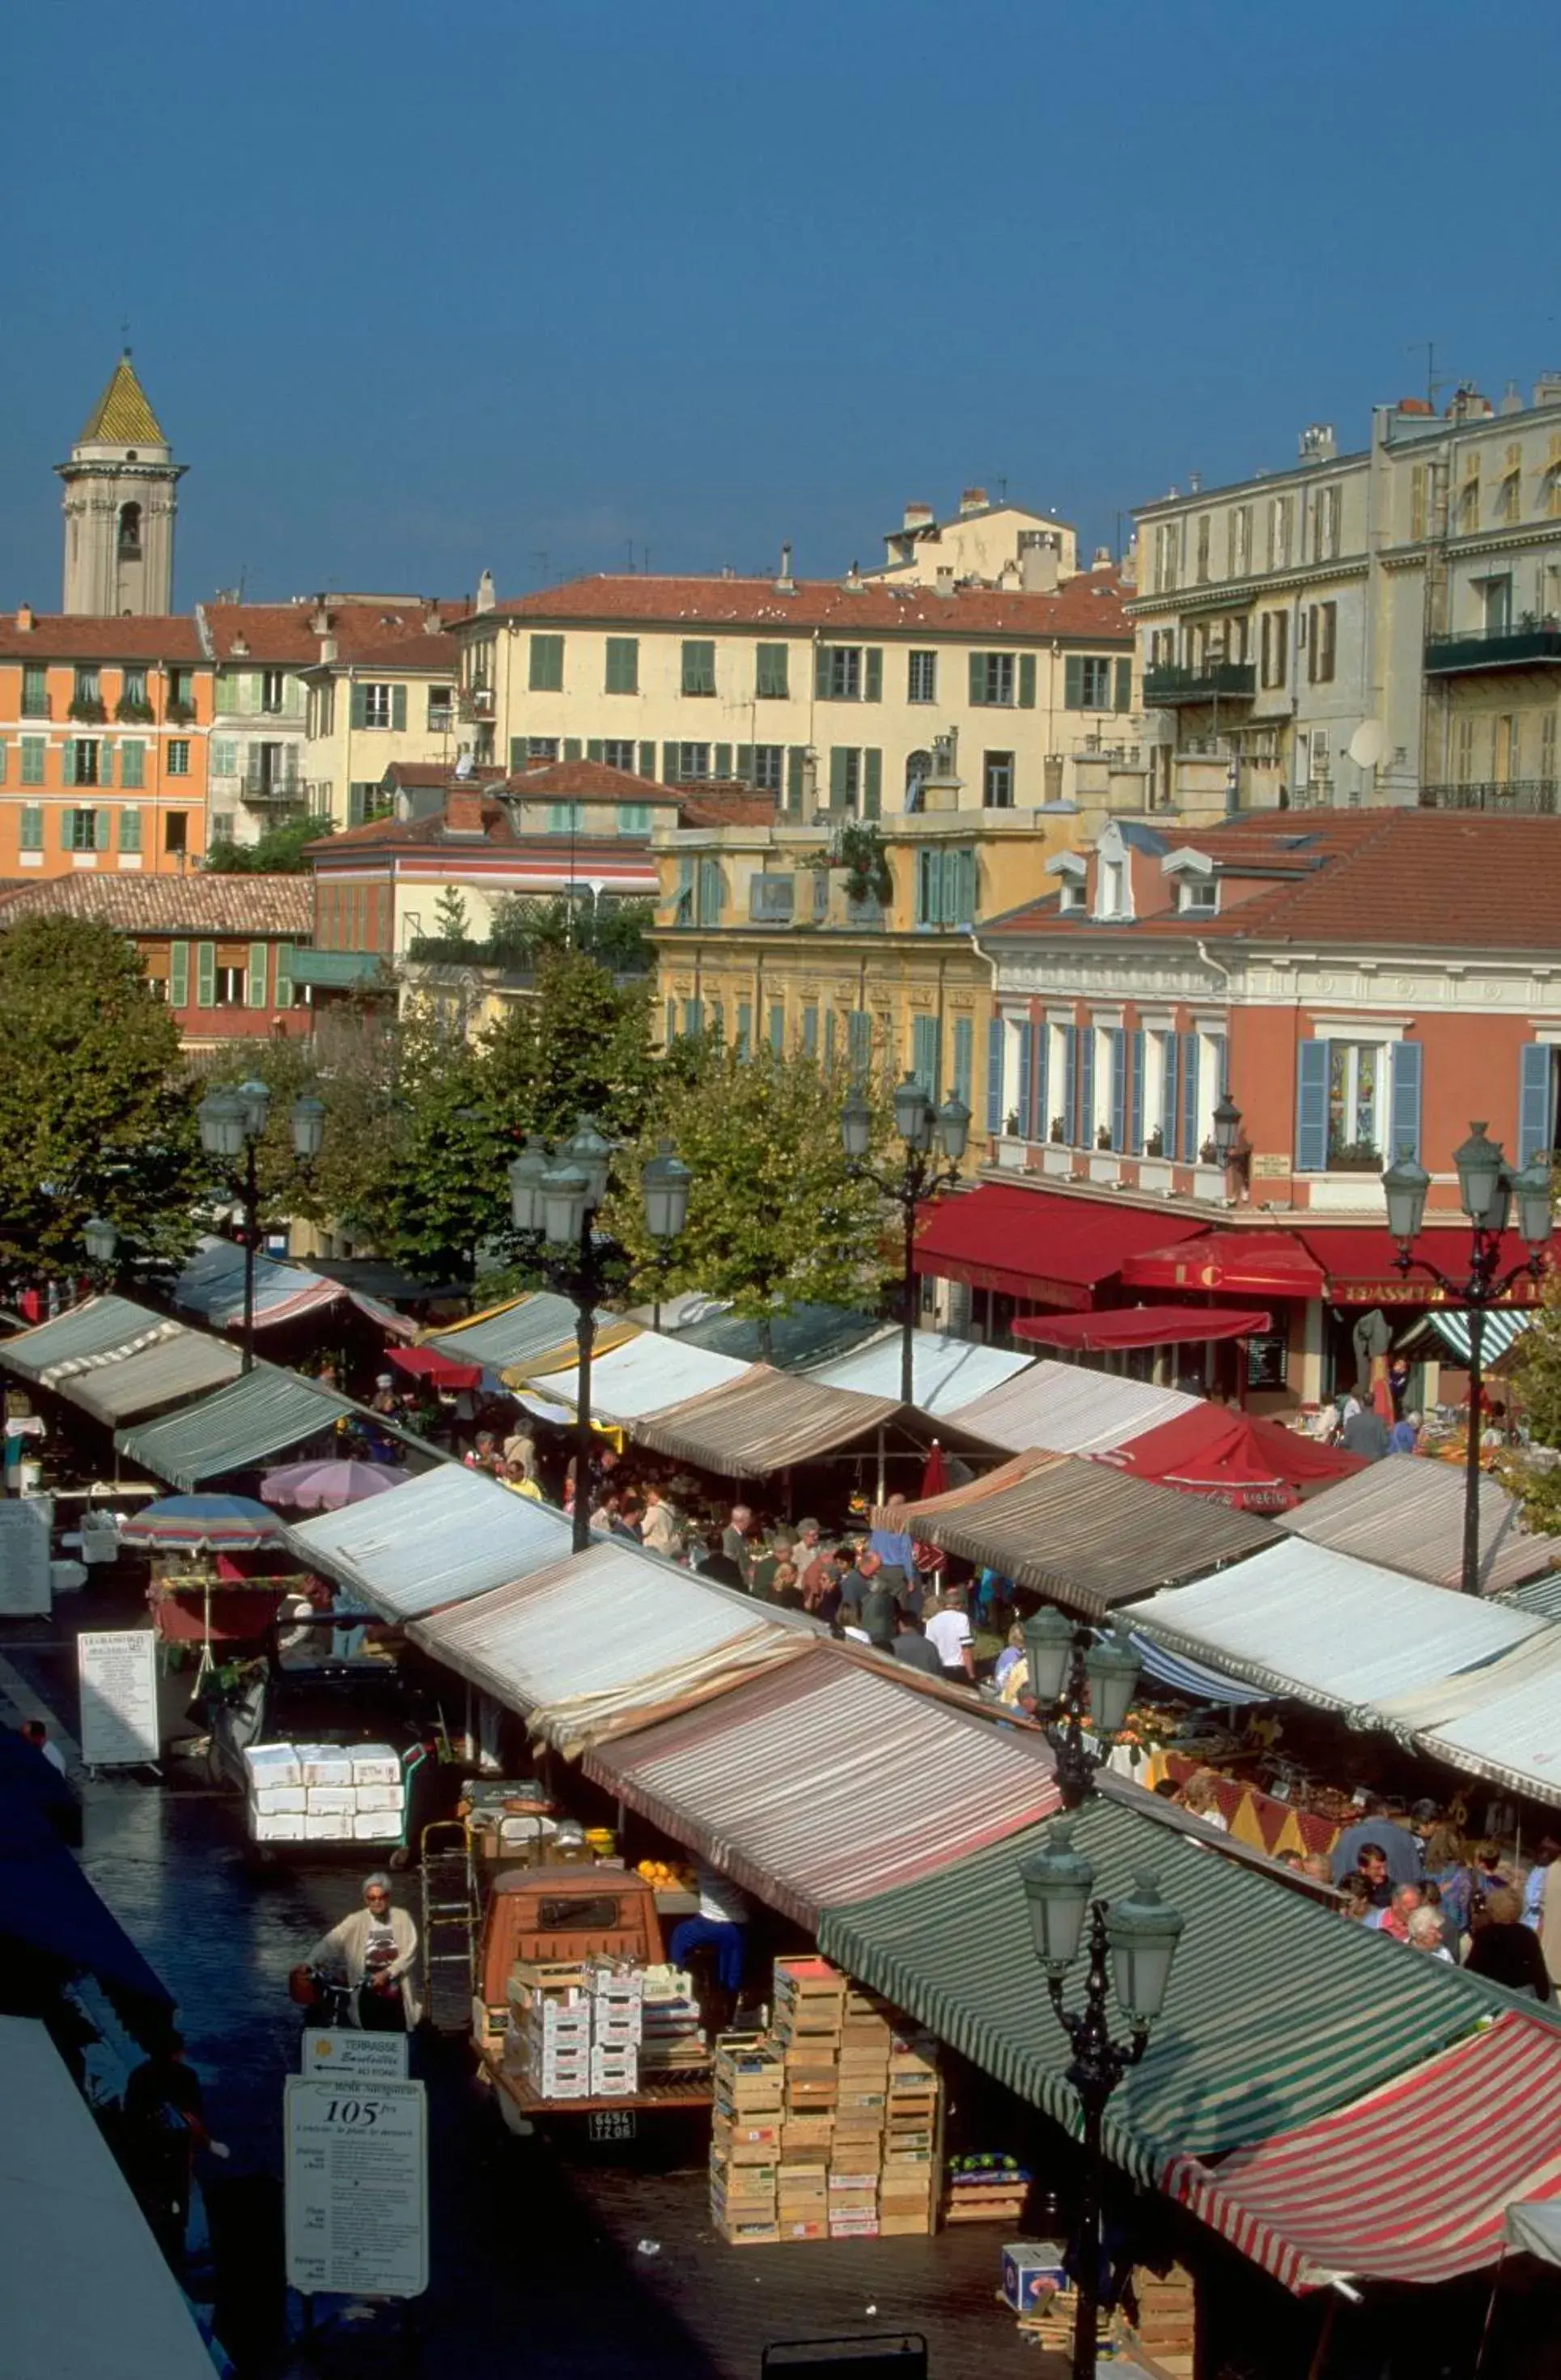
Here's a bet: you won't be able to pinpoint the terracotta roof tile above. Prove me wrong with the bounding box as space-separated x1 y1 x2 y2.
203 599 470 667
478 568 1132 642
0 613 204 661
0 872 312 935
673 786 779 829
503 758 680 803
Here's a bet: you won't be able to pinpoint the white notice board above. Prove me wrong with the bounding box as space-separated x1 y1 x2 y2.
0 1500 52 1617
302 2028 409 2081
285 2076 428 2298
77 1629 160 1767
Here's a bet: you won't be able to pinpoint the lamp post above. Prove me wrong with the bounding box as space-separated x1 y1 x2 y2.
1020 1829 1184 2380
197 1080 326 1375
81 1214 119 1292
842 1072 971 1407
509 1117 692 1553
1382 1122 1552 1596
1020 1607 1141 1809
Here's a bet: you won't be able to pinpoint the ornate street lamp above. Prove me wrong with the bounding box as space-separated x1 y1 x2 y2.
842 1073 972 1407
1384 1122 1552 1594
1019 1826 1185 2380
1020 1608 1143 1809
197 1082 328 1372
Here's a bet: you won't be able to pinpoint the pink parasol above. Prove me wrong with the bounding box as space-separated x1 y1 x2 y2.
260 1458 412 1512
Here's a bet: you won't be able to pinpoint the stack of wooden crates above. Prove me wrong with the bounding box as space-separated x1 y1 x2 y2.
709 1954 942 2246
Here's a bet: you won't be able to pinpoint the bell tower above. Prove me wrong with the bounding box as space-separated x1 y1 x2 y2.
57 351 185 615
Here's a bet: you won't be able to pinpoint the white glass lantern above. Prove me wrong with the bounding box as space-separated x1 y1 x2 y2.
894 1071 934 1154
197 1088 248 1160
841 1086 874 1163
1104 1869 1185 2028
1382 1149 1431 1248
1022 1606 1075 1705
936 1092 971 1164
541 1163 590 1247
1454 1122 1506 1230
1019 1823 1097 1979
290 1094 325 1161
507 1135 550 1234
82 1215 117 1265
1084 1633 1141 1740
562 1118 613 1211
643 1140 693 1242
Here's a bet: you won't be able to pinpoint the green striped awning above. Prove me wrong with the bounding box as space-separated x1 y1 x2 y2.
817 1797 1524 2186
1429 1310 1533 1366
114 1364 355 1491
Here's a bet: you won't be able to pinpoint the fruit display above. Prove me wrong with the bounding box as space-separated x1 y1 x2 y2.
636 1857 698 1891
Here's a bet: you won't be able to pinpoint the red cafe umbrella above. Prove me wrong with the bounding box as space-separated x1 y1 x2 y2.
1096 1406 1366 1514
918 1441 948 1500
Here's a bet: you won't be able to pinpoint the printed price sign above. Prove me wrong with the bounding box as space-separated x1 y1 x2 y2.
285 2077 428 2298
302 2029 409 2081
77 1629 159 1767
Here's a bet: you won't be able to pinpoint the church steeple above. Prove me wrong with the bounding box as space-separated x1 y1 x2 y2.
57 350 185 616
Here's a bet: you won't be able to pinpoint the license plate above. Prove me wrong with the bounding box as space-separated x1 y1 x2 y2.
587 2106 637 2143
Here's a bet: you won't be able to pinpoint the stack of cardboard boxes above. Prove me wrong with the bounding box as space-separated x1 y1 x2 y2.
505 1957 669 2099
244 1741 405 1843
708 1954 942 2248
1113 2263 1196 2378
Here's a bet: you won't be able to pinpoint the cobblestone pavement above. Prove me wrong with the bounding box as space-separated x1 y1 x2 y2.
3 1591 1064 2380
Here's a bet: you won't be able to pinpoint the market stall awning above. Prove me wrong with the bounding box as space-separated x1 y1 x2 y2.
804 1328 1033 1413
114 1363 358 1491
1016 1306 1271 1353
1375 1631 1561 1809
1129 1631 1275 1707
1121 1231 1326 1300
1277 1457 1559 1593
388 1344 482 1391
1130 1540 1547 1716
1300 1225 1548 1307
874 1449 1279 1618
407 1541 814 1754
1165 2009 1561 2291
174 1237 418 1339
939 1358 1200 1456
0 1295 240 1423
911 1185 1208 1308
513 1331 752 1417
816 1796 1518 2187
1507 2200 1561 2266
631 1364 911 1478
580 1646 1059 1926
660 1298 884 1372
1 1295 176 1379
283 1465 571 1620
1097 1406 1366 1513
1419 1309 1535 1366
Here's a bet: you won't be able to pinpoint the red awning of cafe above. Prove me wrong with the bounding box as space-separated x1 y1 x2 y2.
1121 1230 1327 1300
1096 1403 1366 1512
1014 1305 1272 1352
389 1344 485 1391
912 1186 1207 1309
1300 1225 1548 1306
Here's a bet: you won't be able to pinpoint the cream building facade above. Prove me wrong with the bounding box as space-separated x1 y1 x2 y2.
1131 376 1561 813
299 609 465 828
867 486 1082 587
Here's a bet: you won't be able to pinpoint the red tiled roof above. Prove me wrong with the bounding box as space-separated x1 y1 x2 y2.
504 758 680 803
986 812 1561 951
309 780 668 864
0 872 312 935
674 786 779 829
475 568 1132 642
202 599 469 666
314 630 464 673
381 762 506 790
0 613 204 662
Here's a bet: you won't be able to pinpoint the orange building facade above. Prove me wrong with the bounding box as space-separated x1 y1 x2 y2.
0 610 212 878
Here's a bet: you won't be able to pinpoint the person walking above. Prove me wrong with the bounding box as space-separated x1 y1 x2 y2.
892 1610 945 1677
21 1718 66 1775
721 1504 756 1590
1466 1888 1555 2000
924 1589 974 1683
123 2031 218 2268
305 1874 422 2031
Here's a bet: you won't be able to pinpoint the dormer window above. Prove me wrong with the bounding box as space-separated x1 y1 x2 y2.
1060 880 1087 914
1099 859 1126 917
1178 877 1218 914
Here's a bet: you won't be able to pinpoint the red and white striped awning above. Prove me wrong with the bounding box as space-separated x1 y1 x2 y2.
1164 2009 1561 2291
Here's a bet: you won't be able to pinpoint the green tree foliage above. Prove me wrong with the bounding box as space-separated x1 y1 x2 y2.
608 1045 894 1355
201 1006 403 1244
433 885 471 941
486 893 654 975
204 815 333 874
1499 1267 1561 1531
0 917 199 1278
482 951 658 1144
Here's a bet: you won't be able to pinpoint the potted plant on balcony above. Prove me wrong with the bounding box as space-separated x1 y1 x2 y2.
67 694 106 723
1005 1109 1020 1138
1145 1126 1165 1157
165 697 195 724
822 821 893 909
115 694 154 723
1327 1138 1382 1173
1049 1115 1066 1143
1097 1124 1114 1151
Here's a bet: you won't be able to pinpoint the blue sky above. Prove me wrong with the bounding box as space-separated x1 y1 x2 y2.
5 0 1559 609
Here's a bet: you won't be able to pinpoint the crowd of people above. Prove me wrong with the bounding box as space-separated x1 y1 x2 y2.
1320 1796 1559 1998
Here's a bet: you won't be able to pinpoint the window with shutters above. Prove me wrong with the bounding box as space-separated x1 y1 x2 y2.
1453 715 1475 783
681 641 716 697
1079 657 1113 709
617 803 652 834
907 651 937 703
21 664 48 718
120 740 146 789
1497 445 1521 524
20 737 45 786
119 807 142 852
529 634 565 691
749 745 783 793
1546 455 1561 520
1542 712 1557 789
547 802 587 833
754 644 788 699
914 846 977 927
982 751 1014 809
598 738 636 773
974 652 1015 706
64 808 99 851
829 748 862 810
1195 515 1211 582
19 804 43 851
1458 462 1480 534
1327 1043 1384 1164
1307 601 1338 684
260 668 286 715
1410 464 1427 541
821 646 862 700
1260 610 1288 689
601 636 638 694
676 743 711 781
70 740 100 786
165 811 189 856
1154 521 1179 592
1229 506 1252 578
168 740 190 776
1267 494 1292 570
363 683 392 728
74 666 101 712
427 686 454 731
1315 482 1342 560
211 737 237 778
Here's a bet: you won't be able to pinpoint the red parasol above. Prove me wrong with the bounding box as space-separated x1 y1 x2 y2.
918 1441 948 1500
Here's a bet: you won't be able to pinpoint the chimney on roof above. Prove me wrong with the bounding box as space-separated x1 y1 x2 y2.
15 603 34 632
1397 396 1433 414
774 542 795 595
1499 380 1524 416
959 487 988 515
443 782 488 837
934 565 957 598
902 502 935 532
320 634 337 664
476 569 496 614
1189 471 1202 493
423 600 443 632
231 633 249 657
309 596 331 634
842 559 864 592
1298 424 1337 463
1535 373 1561 409
1019 534 1059 595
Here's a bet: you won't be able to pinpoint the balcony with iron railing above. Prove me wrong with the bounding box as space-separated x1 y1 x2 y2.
1418 778 1559 814
1424 619 1561 673
1142 660 1256 705
240 770 307 806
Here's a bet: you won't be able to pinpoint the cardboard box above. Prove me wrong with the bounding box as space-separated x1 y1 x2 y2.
1003 2241 1069 2314
778 2219 828 2242
715 2219 782 2247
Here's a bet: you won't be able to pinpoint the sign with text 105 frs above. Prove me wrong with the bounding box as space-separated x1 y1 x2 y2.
285 2077 428 2299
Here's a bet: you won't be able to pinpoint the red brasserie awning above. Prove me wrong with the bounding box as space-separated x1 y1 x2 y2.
1164 2008 1561 2292
913 1186 1207 1309
1121 1231 1326 1300
1015 1305 1272 1352
1300 1226 1550 1306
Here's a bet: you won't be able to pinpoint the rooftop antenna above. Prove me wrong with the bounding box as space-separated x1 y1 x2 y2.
120 315 131 352
1406 340 1449 411
995 475 1008 504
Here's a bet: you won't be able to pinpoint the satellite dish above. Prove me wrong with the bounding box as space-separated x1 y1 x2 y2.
454 752 473 779
1348 720 1385 769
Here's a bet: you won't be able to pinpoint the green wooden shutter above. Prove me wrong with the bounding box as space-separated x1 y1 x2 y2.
953 1016 974 1107
1019 654 1037 708
915 846 933 924
736 999 752 1058
510 736 527 770
787 747 805 810
563 737 583 762
170 941 189 1006
58 805 73 846
662 741 680 784
715 743 732 779
736 745 753 783
829 747 849 804
275 944 295 1008
121 740 145 788
0 744 9 788
802 1003 819 1057
100 739 115 789
1064 656 1084 708
118 807 142 852
1114 657 1133 711
350 684 367 729
825 1010 838 1067
864 648 883 702
638 740 656 779
848 1009 872 1077
93 808 111 851
391 685 407 731
586 739 604 762
815 646 832 700
863 749 882 818
248 942 269 1008
62 742 78 789
768 1001 785 1054
196 941 217 1008
910 1015 939 1097
969 652 985 705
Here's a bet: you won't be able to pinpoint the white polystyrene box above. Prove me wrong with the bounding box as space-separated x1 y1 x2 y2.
306 1786 356 1814
243 1743 302 1789
251 1809 308 1842
350 1746 402 1786
353 1811 403 1841
253 1786 307 1816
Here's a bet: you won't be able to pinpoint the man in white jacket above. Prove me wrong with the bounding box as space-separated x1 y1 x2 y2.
308 1873 422 2030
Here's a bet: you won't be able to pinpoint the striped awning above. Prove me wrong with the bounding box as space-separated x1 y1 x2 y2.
1429 1309 1533 1365
1165 2009 1561 2291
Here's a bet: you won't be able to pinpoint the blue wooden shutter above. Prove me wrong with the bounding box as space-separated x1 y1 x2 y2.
1077 1026 1095 1145
736 1000 753 1058
768 1002 785 1054
1128 1026 1145 1154
1161 1031 1180 1153
1180 1031 1200 1160
1062 1025 1078 1142
911 1015 939 1097
1109 1029 1126 1152
849 1009 872 1077
825 1010 837 1066
1518 1042 1551 1165
1016 1021 1034 1138
391 685 407 731
802 1004 819 1058
1388 1042 1422 1163
1018 654 1037 708
953 1016 974 1108
1296 1039 1329 1173
1034 1020 1050 1139
986 1016 1005 1131
275 944 295 1008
